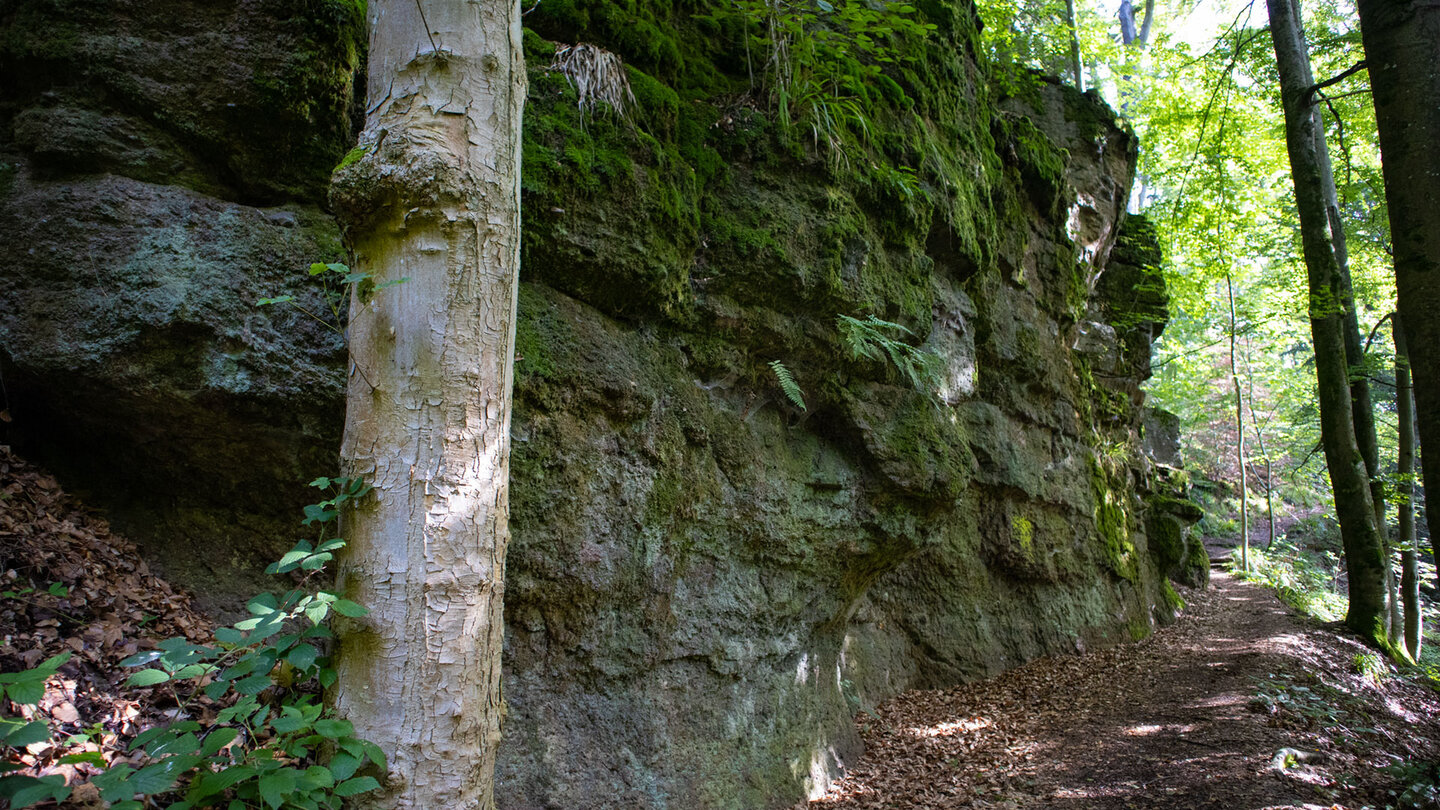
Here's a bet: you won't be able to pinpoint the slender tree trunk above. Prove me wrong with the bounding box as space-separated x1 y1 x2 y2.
1396 313 1423 660
1355 0 1440 639
1064 0 1085 91
328 1 526 807
1228 270 1249 570
1137 0 1155 45
1266 0 1389 647
1243 343 1277 549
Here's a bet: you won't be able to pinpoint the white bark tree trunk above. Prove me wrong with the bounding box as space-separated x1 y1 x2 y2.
328 1 526 807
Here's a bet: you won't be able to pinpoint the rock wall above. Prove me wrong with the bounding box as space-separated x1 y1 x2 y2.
1 1 1193 807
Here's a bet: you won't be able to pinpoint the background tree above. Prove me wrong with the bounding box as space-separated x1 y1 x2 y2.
1395 313 1422 659
328 0 527 806
1266 0 1389 647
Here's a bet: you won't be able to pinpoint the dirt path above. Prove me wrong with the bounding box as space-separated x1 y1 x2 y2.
807 572 1440 809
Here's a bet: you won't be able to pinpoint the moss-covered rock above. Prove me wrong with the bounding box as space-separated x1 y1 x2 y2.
0 0 1182 806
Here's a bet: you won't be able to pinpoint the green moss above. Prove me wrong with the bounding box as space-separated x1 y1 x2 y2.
1127 619 1151 641
1161 580 1185 611
0 161 15 198
1011 514 1034 554
1090 457 1138 583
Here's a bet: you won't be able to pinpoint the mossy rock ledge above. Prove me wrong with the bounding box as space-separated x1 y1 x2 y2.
1 1 1189 807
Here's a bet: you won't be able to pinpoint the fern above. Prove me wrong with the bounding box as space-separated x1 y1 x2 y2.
769 360 807 411
837 314 942 394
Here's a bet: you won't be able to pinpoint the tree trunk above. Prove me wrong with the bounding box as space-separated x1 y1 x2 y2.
1228 270 1248 570
1266 0 1389 647
1065 0 1085 91
1317 121 1393 636
1355 0 1440 641
328 1 526 807
1396 313 1422 660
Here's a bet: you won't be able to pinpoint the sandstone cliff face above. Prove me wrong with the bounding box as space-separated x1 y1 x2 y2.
1 1 1193 806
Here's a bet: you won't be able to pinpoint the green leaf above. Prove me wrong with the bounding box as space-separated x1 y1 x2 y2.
201 727 241 756
2 720 50 748
270 710 310 735
4 678 47 705
127 669 172 687
6 775 70 808
334 776 381 797
214 626 245 645
93 764 136 802
327 752 360 781
332 599 368 618
128 759 189 796
60 751 107 766
172 663 212 680
299 553 331 571
313 718 353 738
361 740 387 770
235 672 273 696
286 643 319 672
187 764 255 801
257 295 295 306
301 765 334 790
308 263 329 276
149 732 201 757
258 769 298 809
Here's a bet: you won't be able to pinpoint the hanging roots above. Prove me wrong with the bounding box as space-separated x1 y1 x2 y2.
548 42 636 119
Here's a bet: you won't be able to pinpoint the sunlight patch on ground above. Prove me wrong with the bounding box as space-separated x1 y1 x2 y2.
1123 722 1197 736
905 717 993 738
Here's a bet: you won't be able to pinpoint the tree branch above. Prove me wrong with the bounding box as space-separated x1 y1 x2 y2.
1304 60 1367 105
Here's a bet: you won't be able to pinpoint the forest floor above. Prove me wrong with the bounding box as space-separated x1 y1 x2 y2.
806 560 1440 810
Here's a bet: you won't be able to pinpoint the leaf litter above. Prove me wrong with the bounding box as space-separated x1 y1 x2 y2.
806 571 1440 810
0 445 215 806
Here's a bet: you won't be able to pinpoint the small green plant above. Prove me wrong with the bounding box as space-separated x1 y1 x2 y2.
837 314 942 394
0 478 384 810
769 360 807 411
1352 651 1388 682
258 262 409 333
0 653 74 807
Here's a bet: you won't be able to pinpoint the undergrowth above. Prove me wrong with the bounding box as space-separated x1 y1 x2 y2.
1230 537 1347 623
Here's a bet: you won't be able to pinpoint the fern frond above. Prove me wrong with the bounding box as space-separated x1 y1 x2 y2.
836 314 942 396
769 360 807 411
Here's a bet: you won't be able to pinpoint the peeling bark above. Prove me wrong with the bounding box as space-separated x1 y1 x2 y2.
328 1 526 807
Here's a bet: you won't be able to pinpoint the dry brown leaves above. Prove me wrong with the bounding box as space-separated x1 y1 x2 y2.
808 574 1440 810
0 445 215 803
